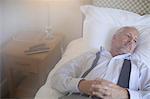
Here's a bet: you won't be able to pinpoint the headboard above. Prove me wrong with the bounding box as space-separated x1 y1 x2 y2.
92 0 150 15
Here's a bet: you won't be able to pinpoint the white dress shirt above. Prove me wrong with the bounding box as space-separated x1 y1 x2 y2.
51 48 150 99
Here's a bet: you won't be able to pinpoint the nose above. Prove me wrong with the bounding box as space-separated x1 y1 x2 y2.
129 39 137 49
129 35 136 43
128 39 135 45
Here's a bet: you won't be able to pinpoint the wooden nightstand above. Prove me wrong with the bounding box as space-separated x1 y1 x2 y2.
3 33 62 98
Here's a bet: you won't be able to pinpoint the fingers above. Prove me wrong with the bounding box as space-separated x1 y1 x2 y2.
95 79 114 86
90 79 129 99
92 84 111 96
91 79 113 98
93 91 107 99
79 79 119 98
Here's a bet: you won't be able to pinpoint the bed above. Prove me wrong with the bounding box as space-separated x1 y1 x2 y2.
35 0 150 99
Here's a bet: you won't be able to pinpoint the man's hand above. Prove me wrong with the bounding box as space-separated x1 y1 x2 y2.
92 79 129 99
78 80 96 96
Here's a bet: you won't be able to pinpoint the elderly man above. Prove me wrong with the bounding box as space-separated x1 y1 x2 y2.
51 26 150 99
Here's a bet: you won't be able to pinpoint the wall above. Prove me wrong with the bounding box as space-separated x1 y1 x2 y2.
0 0 3 82
0 0 2 95
2 0 91 48
3 0 49 45
0 1 5 97
0 0 2 45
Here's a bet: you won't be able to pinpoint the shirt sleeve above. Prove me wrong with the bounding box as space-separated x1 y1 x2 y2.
51 52 95 93
128 63 150 99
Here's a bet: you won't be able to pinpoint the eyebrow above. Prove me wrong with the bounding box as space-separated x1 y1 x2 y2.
126 32 132 37
126 32 138 40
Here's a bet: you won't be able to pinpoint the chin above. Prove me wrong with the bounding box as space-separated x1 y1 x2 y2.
120 49 132 54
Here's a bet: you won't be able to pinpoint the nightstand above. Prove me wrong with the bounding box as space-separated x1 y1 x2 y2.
3 33 62 98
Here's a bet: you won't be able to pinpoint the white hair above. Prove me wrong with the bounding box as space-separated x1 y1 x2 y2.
115 26 139 36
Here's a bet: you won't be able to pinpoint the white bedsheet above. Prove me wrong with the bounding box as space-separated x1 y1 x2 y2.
34 38 91 99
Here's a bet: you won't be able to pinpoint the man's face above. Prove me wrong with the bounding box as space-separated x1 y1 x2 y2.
112 27 139 54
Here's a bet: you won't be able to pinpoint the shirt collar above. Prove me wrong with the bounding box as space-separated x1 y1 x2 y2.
101 47 131 60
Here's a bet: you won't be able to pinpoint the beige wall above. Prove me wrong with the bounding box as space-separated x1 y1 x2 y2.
2 0 91 47
0 0 3 46
3 0 50 44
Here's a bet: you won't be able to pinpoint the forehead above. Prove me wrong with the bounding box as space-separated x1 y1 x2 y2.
117 27 139 37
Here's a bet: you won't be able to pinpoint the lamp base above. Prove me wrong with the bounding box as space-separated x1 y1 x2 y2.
45 26 54 40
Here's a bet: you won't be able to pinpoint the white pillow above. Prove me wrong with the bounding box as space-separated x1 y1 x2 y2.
81 5 150 49
133 25 150 66
81 5 150 66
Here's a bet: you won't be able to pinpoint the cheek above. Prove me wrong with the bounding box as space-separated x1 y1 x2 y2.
127 43 136 52
122 38 129 45
131 43 136 50
112 39 117 46
114 41 121 48
112 38 124 48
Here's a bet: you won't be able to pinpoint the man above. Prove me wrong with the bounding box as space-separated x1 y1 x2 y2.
51 26 150 99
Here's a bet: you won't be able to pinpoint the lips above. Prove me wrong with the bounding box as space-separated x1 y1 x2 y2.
120 43 136 53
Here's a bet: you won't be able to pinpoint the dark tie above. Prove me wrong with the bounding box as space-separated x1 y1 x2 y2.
117 59 131 88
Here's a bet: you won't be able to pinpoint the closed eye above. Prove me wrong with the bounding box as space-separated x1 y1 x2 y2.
126 33 131 39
